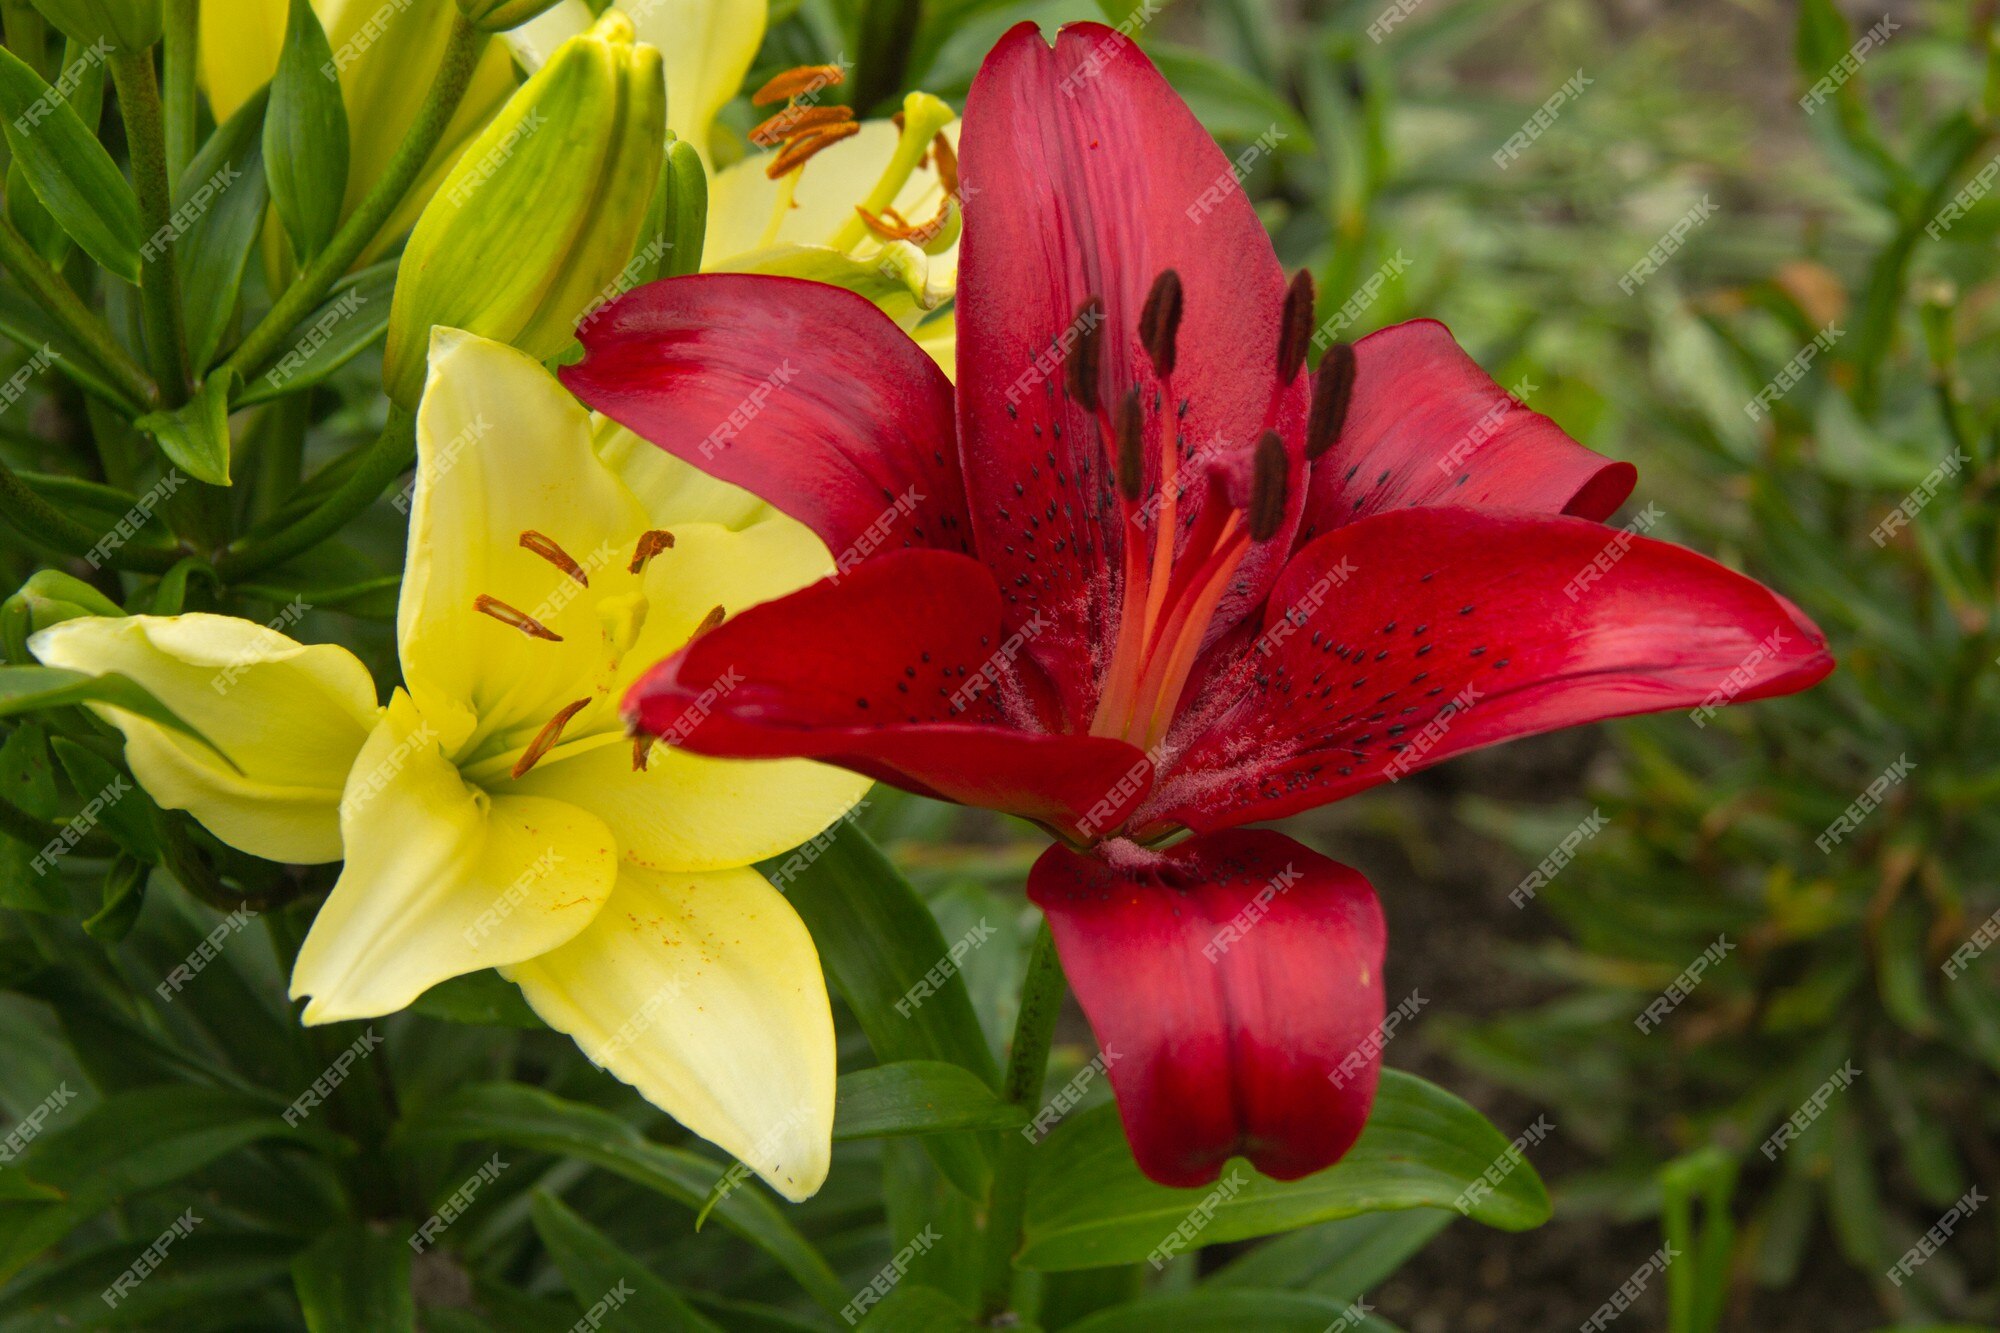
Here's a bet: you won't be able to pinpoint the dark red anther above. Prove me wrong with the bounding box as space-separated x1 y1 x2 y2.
1248 430 1288 541
1114 387 1145 501
1138 269 1183 378
1277 269 1316 384
1066 296 1106 413
1305 342 1356 460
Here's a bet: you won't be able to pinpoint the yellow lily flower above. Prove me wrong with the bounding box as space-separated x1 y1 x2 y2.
30 329 870 1201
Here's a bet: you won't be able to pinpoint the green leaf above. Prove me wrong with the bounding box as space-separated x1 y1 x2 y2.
408 969 545 1029
262 0 347 262
835 1060 1028 1140
0 1231 297 1329
235 260 395 406
1207 1208 1452 1299
0 666 230 765
4 36 107 267
80 852 146 941
528 1192 724 1332
660 136 706 279
135 371 234 485
394 1082 846 1314
178 87 271 373
48 735 158 861
291 1223 415 1333
853 1283 981 1331
1017 1071 1551 1271
0 720 60 821
0 45 143 283
1065 1290 1394 1333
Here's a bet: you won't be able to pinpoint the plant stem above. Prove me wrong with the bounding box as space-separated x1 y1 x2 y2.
161 0 198 182
0 217 154 412
0 452 183 572
979 918 1065 1320
217 405 414 579
219 16 481 386
110 50 191 406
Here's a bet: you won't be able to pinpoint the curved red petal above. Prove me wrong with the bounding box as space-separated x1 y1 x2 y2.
562 273 973 562
957 22 1306 723
1029 830 1386 1187
622 548 1152 840
1296 319 1635 544
1146 506 1833 833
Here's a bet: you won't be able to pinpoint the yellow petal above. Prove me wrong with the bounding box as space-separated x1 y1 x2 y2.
292 692 617 1023
197 0 288 126
402 328 649 745
28 614 379 863
634 0 767 169
505 863 834 1200
592 418 776 531
502 0 591 70
911 308 956 381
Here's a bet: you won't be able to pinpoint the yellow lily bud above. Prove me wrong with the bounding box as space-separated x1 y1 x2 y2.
457 0 565 34
381 12 664 408
26 0 160 53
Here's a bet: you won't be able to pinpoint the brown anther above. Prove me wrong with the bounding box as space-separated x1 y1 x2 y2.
511 697 591 778
931 132 958 196
629 529 675 574
857 202 951 244
1277 269 1316 384
520 530 589 586
1065 296 1106 413
694 604 726 637
1138 270 1184 378
1305 342 1357 460
632 736 653 771
749 103 854 147
765 121 862 178
1247 431 1288 542
474 593 562 641
752 63 846 107
1114 388 1145 501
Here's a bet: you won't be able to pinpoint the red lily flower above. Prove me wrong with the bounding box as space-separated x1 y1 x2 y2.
562 22 1832 1188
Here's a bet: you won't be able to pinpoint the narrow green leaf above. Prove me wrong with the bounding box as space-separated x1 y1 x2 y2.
135 370 233 484
835 1060 1028 1140
853 1284 981 1332
0 720 60 820
0 1231 297 1328
80 852 146 940
49 735 159 861
0 666 231 765
291 1223 416 1333
529 1192 724 1332
177 87 270 372
409 969 545 1029
1018 1071 1551 1271
0 44 143 283
5 36 107 266
1065 1290 1394 1333
234 260 394 406
1207 1208 1452 1300
262 0 347 262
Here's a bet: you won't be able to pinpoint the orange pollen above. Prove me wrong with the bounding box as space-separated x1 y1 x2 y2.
752 64 846 107
749 103 854 147
520 530 588 586
765 122 861 178
474 594 561 641
629 528 675 574
511 697 591 778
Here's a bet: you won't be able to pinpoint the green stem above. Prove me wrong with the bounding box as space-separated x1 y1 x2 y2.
217 405 414 579
219 16 481 386
161 0 199 182
0 216 155 412
979 919 1065 1320
0 453 183 572
110 50 191 405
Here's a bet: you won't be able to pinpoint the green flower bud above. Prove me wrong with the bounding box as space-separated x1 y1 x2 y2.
26 0 161 53
381 11 665 408
455 0 566 35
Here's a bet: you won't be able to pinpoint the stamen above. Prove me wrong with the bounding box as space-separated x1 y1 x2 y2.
694 604 726 636
931 132 958 195
1306 342 1356 460
856 200 953 245
520 530 588 586
511 698 591 778
1277 270 1315 383
750 103 854 147
765 122 861 178
1247 431 1288 542
632 736 653 771
752 64 846 106
1113 388 1144 501
629 529 675 574
1138 270 1184 378
1065 296 1106 413
474 594 561 641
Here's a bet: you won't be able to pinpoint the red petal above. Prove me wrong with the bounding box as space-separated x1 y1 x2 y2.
562 273 972 562
957 22 1306 723
1029 830 1386 1187
1296 320 1635 544
622 549 1153 841
1145 506 1833 833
